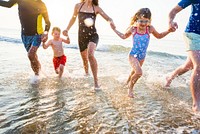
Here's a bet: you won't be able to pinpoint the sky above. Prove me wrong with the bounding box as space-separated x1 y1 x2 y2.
0 0 190 41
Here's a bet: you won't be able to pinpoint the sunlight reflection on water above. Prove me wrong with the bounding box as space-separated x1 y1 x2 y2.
0 41 200 133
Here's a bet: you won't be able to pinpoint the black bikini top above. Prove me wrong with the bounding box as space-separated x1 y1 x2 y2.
78 2 96 27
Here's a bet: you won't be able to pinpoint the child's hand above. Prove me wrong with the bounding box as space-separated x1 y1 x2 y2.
168 27 176 32
41 33 48 42
41 36 47 43
63 30 68 37
66 37 70 44
63 36 70 44
42 42 46 49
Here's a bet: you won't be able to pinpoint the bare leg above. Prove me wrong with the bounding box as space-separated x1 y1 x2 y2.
58 64 64 78
127 60 144 85
189 51 200 112
126 70 134 85
80 49 89 75
128 56 144 98
55 69 59 74
87 42 99 89
28 46 41 75
165 56 193 87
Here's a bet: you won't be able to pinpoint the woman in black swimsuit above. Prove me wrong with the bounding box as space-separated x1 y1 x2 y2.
63 0 115 89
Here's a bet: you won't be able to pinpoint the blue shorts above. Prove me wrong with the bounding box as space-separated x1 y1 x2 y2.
183 32 200 51
21 34 42 52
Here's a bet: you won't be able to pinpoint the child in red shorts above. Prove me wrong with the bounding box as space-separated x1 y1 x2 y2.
42 27 70 78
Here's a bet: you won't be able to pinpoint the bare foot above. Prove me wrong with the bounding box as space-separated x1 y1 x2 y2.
165 76 172 87
94 85 101 91
127 82 134 98
192 103 200 112
128 92 134 98
123 82 128 87
30 75 40 85
84 73 90 77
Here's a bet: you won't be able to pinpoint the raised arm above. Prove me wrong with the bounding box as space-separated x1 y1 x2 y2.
96 6 113 22
0 0 17 8
62 37 70 44
63 4 79 36
96 6 116 29
169 5 183 29
113 26 133 39
150 25 175 39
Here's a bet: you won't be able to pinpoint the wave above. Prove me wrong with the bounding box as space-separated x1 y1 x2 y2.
0 35 22 44
147 50 186 59
0 35 186 60
66 44 186 59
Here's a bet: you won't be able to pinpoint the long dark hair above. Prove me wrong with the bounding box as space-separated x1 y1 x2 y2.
80 0 99 6
130 8 151 26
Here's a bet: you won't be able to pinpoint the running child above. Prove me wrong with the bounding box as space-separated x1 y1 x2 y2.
112 8 175 98
42 27 70 78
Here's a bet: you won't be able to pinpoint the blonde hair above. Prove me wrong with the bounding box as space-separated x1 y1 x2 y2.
130 8 151 26
51 27 61 35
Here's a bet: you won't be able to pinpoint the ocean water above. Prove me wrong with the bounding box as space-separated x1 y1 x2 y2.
0 28 200 133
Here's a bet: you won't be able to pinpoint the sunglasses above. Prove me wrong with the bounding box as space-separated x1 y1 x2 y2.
137 20 150 23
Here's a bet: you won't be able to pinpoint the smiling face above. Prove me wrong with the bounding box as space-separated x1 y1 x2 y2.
130 8 151 27
136 17 150 30
52 30 60 40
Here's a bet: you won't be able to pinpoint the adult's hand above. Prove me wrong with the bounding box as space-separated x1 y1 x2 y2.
63 30 68 37
169 21 178 30
41 32 48 42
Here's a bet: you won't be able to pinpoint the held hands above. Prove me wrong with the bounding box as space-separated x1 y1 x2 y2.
41 32 48 43
62 30 70 44
170 21 178 29
63 30 68 37
169 21 178 32
168 27 176 32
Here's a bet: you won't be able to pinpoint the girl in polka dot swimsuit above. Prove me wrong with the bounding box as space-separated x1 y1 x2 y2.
112 8 176 98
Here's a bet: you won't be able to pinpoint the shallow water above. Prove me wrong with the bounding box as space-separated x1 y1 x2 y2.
0 39 200 133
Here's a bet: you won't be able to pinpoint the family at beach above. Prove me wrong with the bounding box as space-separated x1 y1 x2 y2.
0 0 200 112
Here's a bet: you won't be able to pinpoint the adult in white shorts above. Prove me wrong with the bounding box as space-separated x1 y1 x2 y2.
166 0 200 112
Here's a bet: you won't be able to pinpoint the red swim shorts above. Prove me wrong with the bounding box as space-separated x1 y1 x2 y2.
53 55 67 70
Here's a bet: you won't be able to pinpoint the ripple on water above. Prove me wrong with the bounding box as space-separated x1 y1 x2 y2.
0 68 200 133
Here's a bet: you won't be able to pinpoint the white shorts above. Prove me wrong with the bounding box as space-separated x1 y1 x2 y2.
183 32 200 51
